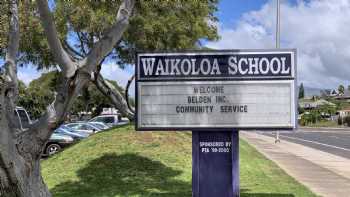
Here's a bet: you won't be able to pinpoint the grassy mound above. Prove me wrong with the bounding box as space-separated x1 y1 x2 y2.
42 124 317 197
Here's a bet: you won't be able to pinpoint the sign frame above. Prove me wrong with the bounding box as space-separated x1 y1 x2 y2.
135 49 297 131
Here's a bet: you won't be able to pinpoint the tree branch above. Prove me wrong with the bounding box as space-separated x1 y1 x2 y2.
3 0 20 122
36 0 77 77
125 74 135 113
5 0 19 67
84 0 135 68
29 73 90 143
3 0 19 90
76 32 88 56
63 40 84 59
94 74 134 120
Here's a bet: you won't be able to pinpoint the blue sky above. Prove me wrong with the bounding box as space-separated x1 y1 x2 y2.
3 0 350 90
217 0 269 28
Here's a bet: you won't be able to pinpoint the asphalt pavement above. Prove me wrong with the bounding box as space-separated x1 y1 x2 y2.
263 127 350 159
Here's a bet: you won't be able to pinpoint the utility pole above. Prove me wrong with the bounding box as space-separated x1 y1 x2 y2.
275 0 281 143
276 0 280 49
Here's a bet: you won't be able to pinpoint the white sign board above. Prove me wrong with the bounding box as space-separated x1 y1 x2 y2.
136 50 297 130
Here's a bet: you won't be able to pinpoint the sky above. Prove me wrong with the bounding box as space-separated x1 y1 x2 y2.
4 0 350 91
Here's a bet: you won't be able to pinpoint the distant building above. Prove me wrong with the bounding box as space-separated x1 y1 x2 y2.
320 89 337 98
100 108 120 115
331 89 338 96
299 99 336 110
335 89 350 101
338 107 350 118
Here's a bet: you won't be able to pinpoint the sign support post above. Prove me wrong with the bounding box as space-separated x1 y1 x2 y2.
192 130 240 197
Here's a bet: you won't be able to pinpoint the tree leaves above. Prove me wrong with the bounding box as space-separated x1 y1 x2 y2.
1 0 219 69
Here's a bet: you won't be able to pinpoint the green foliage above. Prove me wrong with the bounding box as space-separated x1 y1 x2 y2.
318 104 337 115
299 83 304 99
326 98 350 111
5 0 219 68
70 79 136 117
300 104 337 126
0 1 56 67
17 71 133 119
70 81 119 117
17 72 59 119
0 0 9 54
298 106 305 114
338 84 345 95
55 0 218 65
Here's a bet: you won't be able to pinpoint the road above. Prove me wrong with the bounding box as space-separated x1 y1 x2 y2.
262 128 350 159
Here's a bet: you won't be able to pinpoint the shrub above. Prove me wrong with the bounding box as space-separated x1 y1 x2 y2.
338 117 343 125
344 116 350 126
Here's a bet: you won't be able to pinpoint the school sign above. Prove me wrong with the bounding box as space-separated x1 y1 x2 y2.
136 49 297 130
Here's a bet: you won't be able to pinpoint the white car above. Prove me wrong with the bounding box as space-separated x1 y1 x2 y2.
14 106 32 130
89 122 110 130
89 115 121 127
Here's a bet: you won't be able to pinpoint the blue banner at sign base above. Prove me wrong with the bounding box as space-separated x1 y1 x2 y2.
192 130 239 197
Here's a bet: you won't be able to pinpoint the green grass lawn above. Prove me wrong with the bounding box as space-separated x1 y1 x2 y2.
42 124 317 197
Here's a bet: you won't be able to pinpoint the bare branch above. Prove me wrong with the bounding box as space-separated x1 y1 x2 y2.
94 74 134 120
3 0 20 109
5 0 19 66
36 0 77 77
28 92 58 142
63 40 84 59
76 32 87 55
125 74 135 113
84 0 135 68
29 74 90 142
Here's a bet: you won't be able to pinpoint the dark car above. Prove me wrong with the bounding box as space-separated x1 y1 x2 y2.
43 133 74 156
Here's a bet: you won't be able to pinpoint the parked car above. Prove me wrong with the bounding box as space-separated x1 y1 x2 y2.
54 126 89 140
88 115 122 127
43 133 74 156
65 122 102 134
88 122 110 130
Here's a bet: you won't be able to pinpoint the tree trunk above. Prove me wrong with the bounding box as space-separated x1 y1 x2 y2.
0 72 90 197
0 0 135 195
0 159 51 197
0 74 51 197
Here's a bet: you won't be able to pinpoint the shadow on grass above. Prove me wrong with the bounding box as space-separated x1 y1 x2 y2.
51 153 296 197
241 189 295 197
51 153 191 197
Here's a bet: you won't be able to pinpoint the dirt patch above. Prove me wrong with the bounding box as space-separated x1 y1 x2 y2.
136 132 154 143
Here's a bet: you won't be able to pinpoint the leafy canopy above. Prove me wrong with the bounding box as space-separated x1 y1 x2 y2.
2 0 219 69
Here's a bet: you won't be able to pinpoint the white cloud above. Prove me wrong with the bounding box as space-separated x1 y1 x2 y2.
17 67 42 85
207 0 350 89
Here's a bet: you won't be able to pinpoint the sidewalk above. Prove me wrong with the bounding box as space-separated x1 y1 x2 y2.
240 131 350 197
